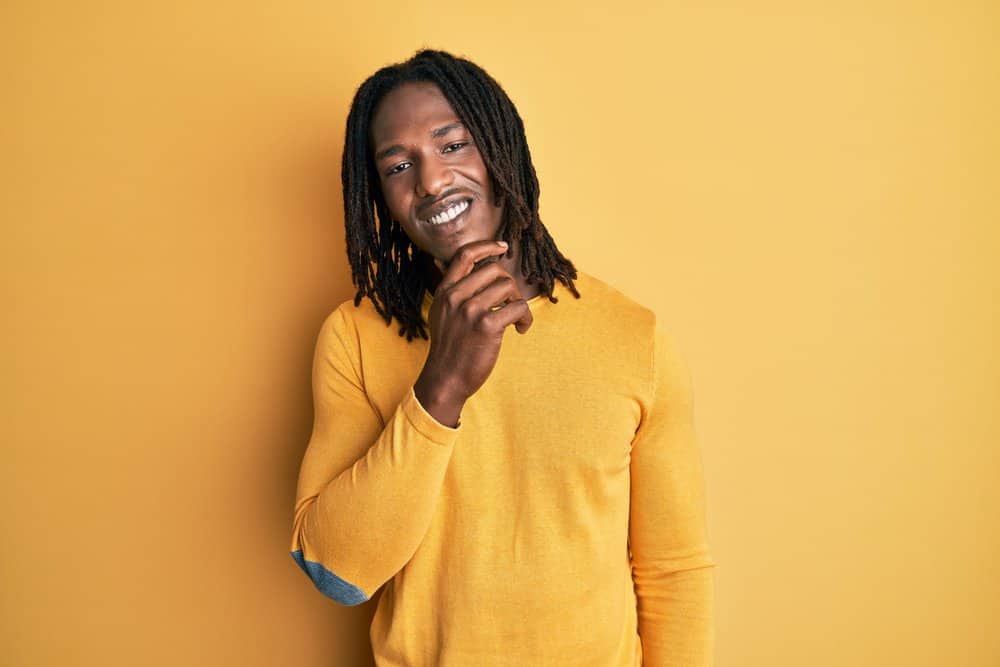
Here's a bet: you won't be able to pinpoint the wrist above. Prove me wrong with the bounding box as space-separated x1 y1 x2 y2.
413 373 466 428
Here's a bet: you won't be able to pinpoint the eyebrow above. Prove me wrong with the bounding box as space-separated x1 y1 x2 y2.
374 121 465 162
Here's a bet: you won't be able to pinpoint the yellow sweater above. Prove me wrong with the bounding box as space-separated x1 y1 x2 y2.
290 269 716 666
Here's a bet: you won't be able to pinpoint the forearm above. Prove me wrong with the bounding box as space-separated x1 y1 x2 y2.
635 564 715 666
630 322 717 664
291 385 459 604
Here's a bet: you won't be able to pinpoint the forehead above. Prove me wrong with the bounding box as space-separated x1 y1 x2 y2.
370 81 461 146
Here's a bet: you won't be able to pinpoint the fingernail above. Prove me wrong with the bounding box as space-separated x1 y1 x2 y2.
498 241 508 248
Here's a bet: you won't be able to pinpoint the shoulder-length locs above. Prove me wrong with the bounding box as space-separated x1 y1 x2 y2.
341 48 580 341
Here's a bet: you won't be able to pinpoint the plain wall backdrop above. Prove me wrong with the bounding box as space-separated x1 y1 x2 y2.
4 1 998 665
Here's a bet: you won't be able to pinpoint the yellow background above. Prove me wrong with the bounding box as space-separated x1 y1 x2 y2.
4 1 998 665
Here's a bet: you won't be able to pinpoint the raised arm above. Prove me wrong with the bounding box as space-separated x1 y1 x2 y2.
289 305 461 605
291 241 536 605
629 324 717 666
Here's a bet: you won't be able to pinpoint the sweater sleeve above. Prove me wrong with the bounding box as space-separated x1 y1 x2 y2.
629 323 716 666
289 305 461 605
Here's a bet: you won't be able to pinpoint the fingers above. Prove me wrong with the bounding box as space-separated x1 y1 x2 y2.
464 275 534 335
483 298 533 334
463 274 521 314
447 260 512 304
433 239 534 334
437 241 509 291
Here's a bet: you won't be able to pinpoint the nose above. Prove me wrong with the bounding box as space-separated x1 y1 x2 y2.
414 155 454 198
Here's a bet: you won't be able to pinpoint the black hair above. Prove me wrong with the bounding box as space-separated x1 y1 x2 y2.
341 48 580 340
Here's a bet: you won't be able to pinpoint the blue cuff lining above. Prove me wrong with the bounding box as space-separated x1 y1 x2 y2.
290 549 369 606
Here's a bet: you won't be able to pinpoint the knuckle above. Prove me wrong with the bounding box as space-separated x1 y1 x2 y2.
476 314 499 333
490 266 513 286
444 288 461 309
459 298 477 318
475 261 501 279
490 260 511 276
457 245 478 264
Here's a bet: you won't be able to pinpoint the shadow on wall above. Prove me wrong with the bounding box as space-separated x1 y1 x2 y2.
274 134 386 665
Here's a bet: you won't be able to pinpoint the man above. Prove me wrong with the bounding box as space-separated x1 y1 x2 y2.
290 49 716 666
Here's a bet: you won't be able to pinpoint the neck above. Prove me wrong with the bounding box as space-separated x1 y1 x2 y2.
421 240 541 301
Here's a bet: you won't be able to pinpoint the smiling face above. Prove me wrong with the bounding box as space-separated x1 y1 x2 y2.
369 81 504 264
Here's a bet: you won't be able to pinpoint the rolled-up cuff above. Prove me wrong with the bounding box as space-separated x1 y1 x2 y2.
401 384 462 446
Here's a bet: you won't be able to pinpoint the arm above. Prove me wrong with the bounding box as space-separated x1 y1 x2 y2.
630 324 716 666
289 305 461 605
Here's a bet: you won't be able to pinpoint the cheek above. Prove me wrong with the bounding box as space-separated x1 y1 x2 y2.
380 181 412 218
462 156 495 200
467 155 490 181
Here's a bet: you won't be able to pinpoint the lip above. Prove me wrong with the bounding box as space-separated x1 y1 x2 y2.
418 196 474 224
421 199 472 230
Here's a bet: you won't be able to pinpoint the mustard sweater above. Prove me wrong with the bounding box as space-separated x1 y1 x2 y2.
289 269 716 666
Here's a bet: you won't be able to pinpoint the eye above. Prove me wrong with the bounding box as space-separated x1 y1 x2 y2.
443 142 468 153
386 162 411 177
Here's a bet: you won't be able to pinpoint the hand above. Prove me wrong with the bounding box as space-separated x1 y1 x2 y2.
413 240 534 426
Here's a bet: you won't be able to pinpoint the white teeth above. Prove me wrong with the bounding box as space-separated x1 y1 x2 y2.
426 200 469 225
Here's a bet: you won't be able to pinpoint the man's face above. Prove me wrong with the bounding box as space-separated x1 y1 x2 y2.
369 81 503 264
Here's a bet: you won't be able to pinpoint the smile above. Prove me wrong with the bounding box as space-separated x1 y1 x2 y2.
422 199 470 225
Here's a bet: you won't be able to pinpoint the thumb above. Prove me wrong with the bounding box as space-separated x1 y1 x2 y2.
433 257 446 274
514 309 533 334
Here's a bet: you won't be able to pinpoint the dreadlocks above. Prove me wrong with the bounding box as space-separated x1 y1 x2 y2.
341 48 580 341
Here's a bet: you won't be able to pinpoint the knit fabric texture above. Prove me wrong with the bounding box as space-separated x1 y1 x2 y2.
290 269 716 666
